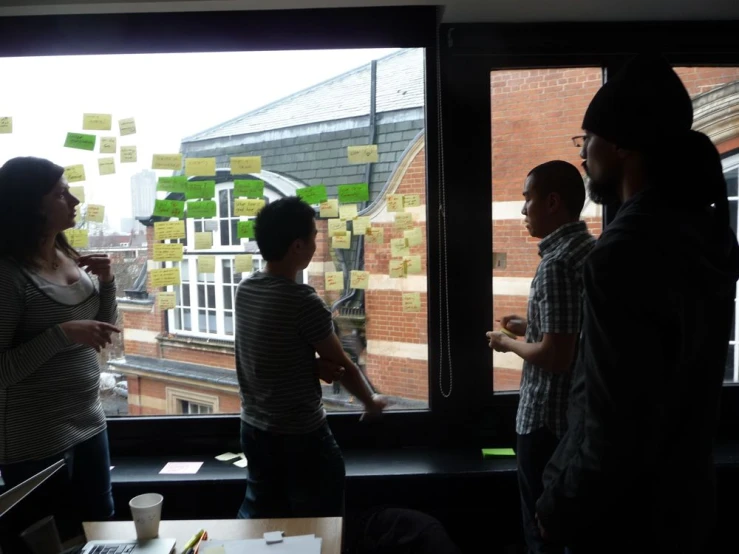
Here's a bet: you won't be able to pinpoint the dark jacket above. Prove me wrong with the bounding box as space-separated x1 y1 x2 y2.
536 188 739 553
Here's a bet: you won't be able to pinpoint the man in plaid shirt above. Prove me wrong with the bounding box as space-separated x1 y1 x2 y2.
488 160 595 554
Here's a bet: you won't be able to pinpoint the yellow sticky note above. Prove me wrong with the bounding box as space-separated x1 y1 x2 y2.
194 232 213 250
365 226 384 244
320 199 339 218
387 194 404 213
186 157 216 177
404 227 423 247
119 117 136 136
404 194 421 208
234 255 253 273
394 212 413 229
197 255 216 274
152 154 182 170
234 198 265 217
325 271 344 291
350 270 370 290
154 220 186 241
332 232 352 249
82 113 112 131
402 292 422 312
100 137 117 154
391 237 410 258
153 243 184 262
339 204 358 221
347 145 379 164
328 219 346 237
121 146 137 163
231 156 262 174
353 216 371 235
70 186 85 204
0 117 13 134
150 267 181 288
64 165 86 183
403 255 422 275
98 157 115 176
157 292 176 310
389 259 406 278
86 204 105 223
65 229 89 248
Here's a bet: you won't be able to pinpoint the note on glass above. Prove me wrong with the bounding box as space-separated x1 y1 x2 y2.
197 255 216 274
394 212 413 229
0 117 12 134
157 176 188 193
185 157 216 177
350 270 370 290
100 137 117 154
70 186 85 203
402 292 422 313
328 219 346 237
296 185 328 205
120 145 137 163
86 204 105 223
389 259 406 279
150 267 181 288
234 198 265 217
187 200 217 219
119 117 136 136
347 144 379 164
234 179 264 198
153 199 185 219
364 226 384 244
353 216 371 235
98 157 115 176
65 229 89 248
387 194 404 213
404 194 421 208
153 243 184 262
332 232 352 250
338 183 369 204
391 237 410 258
319 199 339 218
185 181 216 200
234 254 254 274
325 271 344 292
159 462 203 475
237 220 255 239
64 132 96 151
404 227 423 247
154 220 186 241
339 204 358 221
215 452 240 462
231 156 262 174
152 154 182 170
82 113 112 131
403 255 422 275
157 292 177 311
194 232 213 250
64 165 86 183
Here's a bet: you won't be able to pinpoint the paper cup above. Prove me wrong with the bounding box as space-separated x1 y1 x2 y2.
19 515 63 554
129 493 163 540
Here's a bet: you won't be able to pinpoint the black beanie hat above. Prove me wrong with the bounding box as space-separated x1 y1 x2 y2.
582 54 694 150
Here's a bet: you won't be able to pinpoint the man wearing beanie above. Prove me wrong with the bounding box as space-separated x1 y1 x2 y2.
535 54 739 553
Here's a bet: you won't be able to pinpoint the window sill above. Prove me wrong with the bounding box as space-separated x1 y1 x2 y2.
158 334 235 354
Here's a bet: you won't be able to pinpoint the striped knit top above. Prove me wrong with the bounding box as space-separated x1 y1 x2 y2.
0 257 118 464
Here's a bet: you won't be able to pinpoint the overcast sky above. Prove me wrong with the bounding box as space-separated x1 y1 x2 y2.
0 48 400 232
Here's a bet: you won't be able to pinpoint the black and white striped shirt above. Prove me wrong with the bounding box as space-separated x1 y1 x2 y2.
235 272 334 434
0 258 118 464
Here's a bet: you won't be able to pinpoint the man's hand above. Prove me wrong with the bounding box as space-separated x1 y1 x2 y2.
317 358 345 384
360 394 387 421
486 331 513 352
499 314 527 337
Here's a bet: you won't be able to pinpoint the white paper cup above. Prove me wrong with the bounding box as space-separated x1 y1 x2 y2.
129 493 163 540
19 515 63 554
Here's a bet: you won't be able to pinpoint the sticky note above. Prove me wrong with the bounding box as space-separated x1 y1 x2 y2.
187 200 217 219
119 117 136 136
319 199 339 218
64 132 96 151
482 448 516 458
201 180 216 200
332 232 352 249
234 255 253 273
152 154 182 170
204 545 227 554
153 199 185 219
185 181 216 200
365 227 384 244
339 204 358 221
237 220 255 239
353 216 371 235
387 194 404 213
403 255 422 274
100 137 117 154
404 227 423 247
120 145 137 163
70 186 85 203
158 292 176 310
197 256 216 274
394 212 414 230
157 176 188 193
350 270 370 290
391 237 410 258
215 452 240 462
338 183 369 203
389 259 406 278
296 185 328 205
325 271 344 291
154 220 186 241
153 243 184 262
150 267 181 287
0 117 12 134
234 198 265 217
82 113 112 131
65 229 89 248
264 531 284 544
159 462 203 475
404 194 421 208
328 219 346 237
347 144 379 164
234 179 264 198
98 157 115 176
64 165 86 183
402 292 422 312
185 157 216 177
231 156 261 174
86 204 105 223
194 232 213 250
233 457 248 468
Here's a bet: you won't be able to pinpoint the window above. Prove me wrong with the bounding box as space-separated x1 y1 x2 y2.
179 401 214 415
723 153 739 382
166 387 218 414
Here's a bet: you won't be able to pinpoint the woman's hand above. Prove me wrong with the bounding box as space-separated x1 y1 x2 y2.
78 254 114 283
59 320 121 352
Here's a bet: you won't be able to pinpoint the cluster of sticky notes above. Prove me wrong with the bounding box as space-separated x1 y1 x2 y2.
387 193 422 212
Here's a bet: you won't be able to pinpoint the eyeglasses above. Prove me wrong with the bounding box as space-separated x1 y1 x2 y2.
572 135 587 148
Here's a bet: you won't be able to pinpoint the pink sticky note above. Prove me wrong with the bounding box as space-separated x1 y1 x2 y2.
159 462 204 475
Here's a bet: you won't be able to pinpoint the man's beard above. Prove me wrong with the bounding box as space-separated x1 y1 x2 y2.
586 175 620 206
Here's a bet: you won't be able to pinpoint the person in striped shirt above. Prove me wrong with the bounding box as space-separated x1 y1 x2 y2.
234 196 385 519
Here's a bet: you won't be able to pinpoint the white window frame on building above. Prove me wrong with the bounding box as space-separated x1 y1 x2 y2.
166 386 219 414
723 152 739 382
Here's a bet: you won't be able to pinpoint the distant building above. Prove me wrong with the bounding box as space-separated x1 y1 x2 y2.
130 169 157 219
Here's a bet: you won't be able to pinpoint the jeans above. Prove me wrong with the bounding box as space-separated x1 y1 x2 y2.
238 420 345 519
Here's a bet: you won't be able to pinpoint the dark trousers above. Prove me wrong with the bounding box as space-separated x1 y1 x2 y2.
517 427 563 554
238 420 345 519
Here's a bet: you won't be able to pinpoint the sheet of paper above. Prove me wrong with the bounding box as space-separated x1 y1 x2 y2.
159 461 203 475
230 156 262 174
0 117 12 134
319 199 339 218
390 237 410 258
153 243 184 262
187 200 217 219
394 212 413 229
332 232 352 249
203 535 321 554
233 457 248 468
350 270 370 290
63 164 86 183
152 153 182 170
404 194 421 208
234 198 265 217
389 259 406 278
82 113 112 131
404 227 423 247
234 179 264 198
237 220 255 239
402 292 421 312
347 144 379 164
296 185 328 205
64 132 96 151
150 267 181 287
98 157 115 176
403 255 422 275
338 183 369 203
157 292 177 310
353 216 370 235
185 157 216 177
194 232 213 250
86 204 105 223
154 220 186 241
325 271 344 291
328 219 346 237
70 186 85 203
119 117 136 136
387 194 404 213
234 255 254 274
157 175 188 193
364 227 384 244
197 256 216 274
120 145 137 163
99 137 117 154
339 204 358 221
65 229 89 248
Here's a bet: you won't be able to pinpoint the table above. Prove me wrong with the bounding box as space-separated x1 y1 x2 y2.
83 518 342 554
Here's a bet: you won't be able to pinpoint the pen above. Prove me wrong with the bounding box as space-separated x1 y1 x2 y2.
180 528 206 554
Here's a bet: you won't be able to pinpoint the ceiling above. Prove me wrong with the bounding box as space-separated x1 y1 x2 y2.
0 0 738 23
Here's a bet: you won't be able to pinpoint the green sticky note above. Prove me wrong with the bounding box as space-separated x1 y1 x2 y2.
64 132 96 151
185 182 204 200
296 185 328 205
234 179 264 198
201 180 216 200
187 200 217 219
153 199 185 218
338 183 369 203
237 220 255 239
157 176 188 193
482 448 516 458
